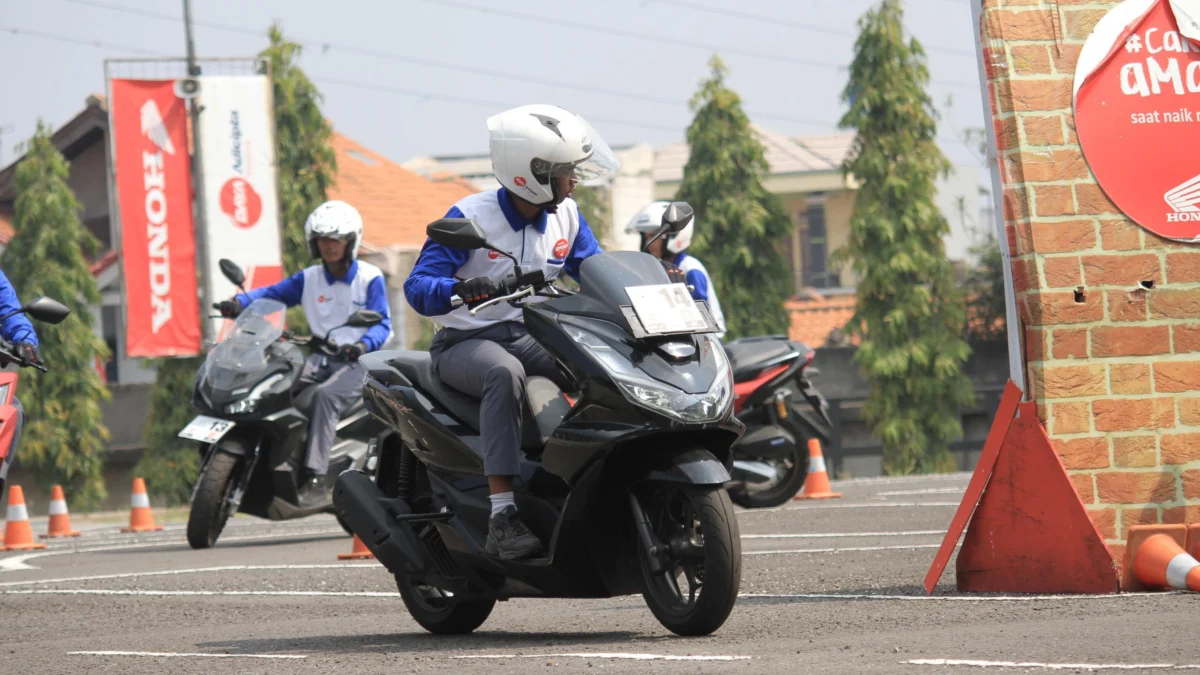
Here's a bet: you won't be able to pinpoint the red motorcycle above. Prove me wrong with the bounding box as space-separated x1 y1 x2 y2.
724 335 833 508
0 297 71 497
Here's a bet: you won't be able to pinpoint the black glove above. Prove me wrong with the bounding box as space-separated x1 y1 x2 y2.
14 342 39 366
660 259 687 285
453 277 503 307
338 342 366 362
215 299 242 318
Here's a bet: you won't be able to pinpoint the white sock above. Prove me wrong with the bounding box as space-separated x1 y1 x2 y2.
490 491 516 517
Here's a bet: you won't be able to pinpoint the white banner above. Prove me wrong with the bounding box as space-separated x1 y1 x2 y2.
196 75 284 340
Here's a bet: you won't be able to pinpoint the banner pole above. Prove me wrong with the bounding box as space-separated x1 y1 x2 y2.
183 0 213 349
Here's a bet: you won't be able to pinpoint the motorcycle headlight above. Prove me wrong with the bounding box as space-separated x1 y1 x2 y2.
225 373 285 415
564 326 732 423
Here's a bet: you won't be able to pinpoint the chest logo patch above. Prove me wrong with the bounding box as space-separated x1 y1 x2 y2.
553 238 569 259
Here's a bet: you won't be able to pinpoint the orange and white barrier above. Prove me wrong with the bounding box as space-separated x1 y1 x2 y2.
41 484 81 538
3 485 45 551
793 438 843 500
1133 533 1200 593
120 477 163 533
338 534 375 561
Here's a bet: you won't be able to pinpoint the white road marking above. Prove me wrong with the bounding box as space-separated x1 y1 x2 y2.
454 653 751 662
746 592 1180 602
744 543 942 556
11 589 398 597
742 530 943 539
875 487 966 497
0 563 380 588
907 658 1200 670
830 473 970 486
739 502 959 515
0 527 344 571
71 650 306 660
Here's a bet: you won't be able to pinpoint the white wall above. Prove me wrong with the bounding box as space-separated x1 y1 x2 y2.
935 164 986 263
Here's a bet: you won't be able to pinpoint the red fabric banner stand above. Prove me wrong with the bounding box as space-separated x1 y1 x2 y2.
924 381 1119 594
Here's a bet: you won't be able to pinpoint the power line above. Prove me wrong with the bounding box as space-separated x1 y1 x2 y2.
0 24 165 56
418 0 980 90
648 0 975 58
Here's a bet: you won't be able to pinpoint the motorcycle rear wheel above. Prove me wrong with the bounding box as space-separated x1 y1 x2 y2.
637 485 741 636
396 574 495 635
727 444 807 509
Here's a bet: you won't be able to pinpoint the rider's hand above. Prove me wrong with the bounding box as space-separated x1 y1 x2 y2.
660 259 687 285
339 342 366 362
14 342 39 366
215 299 242 319
453 277 503 307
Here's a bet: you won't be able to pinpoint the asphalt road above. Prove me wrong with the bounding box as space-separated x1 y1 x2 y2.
1 473 1196 675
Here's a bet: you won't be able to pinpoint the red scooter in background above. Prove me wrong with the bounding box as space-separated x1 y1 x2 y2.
724 335 834 508
0 297 71 497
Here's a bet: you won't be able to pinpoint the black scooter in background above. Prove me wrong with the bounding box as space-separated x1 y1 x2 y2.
335 202 745 637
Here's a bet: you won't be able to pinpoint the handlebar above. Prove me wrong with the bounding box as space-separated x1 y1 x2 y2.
0 339 45 372
450 269 566 316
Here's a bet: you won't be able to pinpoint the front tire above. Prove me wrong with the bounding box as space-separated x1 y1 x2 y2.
396 574 496 635
637 486 742 636
186 450 239 549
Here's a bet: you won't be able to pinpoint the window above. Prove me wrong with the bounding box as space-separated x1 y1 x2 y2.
101 305 119 384
799 196 840 290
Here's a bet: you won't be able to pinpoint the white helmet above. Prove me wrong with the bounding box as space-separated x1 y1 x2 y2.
488 104 620 209
626 201 694 255
305 200 364 261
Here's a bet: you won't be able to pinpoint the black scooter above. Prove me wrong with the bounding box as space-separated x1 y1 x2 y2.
335 202 745 637
182 260 390 549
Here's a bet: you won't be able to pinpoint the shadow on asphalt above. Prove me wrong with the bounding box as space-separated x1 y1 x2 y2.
92 534 348 556
198 630 670 655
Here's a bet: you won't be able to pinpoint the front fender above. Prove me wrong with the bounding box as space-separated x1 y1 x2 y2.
634 448 731 486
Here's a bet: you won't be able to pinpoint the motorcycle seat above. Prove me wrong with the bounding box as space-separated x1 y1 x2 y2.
723 337 803 383
384 351 569 451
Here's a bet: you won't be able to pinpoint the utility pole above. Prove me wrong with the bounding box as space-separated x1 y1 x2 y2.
183 0 214 347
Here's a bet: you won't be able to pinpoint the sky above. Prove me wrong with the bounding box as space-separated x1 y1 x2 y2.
1 0 987 174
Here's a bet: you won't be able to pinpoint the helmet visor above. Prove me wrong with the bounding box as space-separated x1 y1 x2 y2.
550 117 620 184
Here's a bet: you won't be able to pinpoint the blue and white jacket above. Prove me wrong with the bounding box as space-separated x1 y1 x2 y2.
235 260 394 351
404 188 601 332
674 252 726 339
0 269 35 347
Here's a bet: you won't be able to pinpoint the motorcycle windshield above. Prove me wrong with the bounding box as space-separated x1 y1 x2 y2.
202 299 286 397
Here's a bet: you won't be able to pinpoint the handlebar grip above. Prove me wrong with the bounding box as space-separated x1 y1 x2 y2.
450 295 464 309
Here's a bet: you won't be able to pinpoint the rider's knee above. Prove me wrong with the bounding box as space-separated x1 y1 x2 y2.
483 359 524 395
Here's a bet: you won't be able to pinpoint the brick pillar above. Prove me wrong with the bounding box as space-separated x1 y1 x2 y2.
981 0 1200 564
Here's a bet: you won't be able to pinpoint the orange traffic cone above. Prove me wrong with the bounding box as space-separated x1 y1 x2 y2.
793 438 843 500
1133 533 1200 592
120 478 163 532
40 485 81 539
4 486 46 551
338 534 375 560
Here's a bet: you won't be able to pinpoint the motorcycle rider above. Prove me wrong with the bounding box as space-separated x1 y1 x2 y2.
0 268 40 495
217 200 393 508
627 201 727 339
404 104 620 561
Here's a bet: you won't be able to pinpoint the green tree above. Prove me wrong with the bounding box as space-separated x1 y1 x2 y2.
835 0 974 474
572 184 610 245
964 235 1007 343
133 356 203 504
262 24 337 277
2 122 110 506
676 56 792 338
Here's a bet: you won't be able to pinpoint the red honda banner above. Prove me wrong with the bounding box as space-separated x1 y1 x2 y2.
109 79 201 357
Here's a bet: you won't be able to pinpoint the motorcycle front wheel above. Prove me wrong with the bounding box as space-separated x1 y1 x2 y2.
186 447 240 549
636 485 742 636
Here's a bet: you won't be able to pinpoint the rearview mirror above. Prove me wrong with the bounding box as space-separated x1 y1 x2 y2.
219 259 246 288
427 218 489 250
662 202 694 233
345 310 384 328
24 297 71 325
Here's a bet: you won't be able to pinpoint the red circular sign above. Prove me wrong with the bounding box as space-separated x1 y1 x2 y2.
514 176 527 187
553 238 569 258
1075 0 1200 242
219 177 263 230
487 249 501 260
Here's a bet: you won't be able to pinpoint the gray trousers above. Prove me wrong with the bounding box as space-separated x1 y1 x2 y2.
430 322 568 477
297 354 366 475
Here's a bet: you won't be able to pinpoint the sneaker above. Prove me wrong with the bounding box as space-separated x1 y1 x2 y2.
485 505 544 561
297 475 328 509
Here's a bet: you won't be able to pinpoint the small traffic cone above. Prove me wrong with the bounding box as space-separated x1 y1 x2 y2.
40 485 81 538
793 438 843 500
338 534 375 560
1132 533 1200 592
120 478 163 532
3 486 45 551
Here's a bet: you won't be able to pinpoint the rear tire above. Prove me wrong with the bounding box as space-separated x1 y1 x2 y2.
396 574 495 635
727 444 808 509
638 486 741 636
186 451 239 550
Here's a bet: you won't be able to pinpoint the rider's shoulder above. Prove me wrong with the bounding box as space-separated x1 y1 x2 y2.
355 260 385 280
